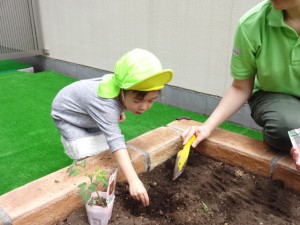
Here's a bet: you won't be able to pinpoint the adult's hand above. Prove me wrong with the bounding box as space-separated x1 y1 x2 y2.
291 147 300 171
181 125 211 148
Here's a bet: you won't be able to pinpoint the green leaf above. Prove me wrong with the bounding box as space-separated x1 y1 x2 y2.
99 177 108 186
78 182 87 189
80 160 87 167
72 168 81 176
83 194 90 204
88 183 97 193
201 201 209 212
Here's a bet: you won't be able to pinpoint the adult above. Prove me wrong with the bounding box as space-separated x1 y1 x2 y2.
181 0 300 171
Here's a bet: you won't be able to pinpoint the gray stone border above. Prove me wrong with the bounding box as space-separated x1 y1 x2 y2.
0 207 12 225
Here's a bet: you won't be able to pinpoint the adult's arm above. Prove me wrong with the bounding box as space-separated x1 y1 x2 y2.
181 77 254 147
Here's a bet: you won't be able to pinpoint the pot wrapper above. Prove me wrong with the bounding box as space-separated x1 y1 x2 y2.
106 168 117 204
288 128 300 150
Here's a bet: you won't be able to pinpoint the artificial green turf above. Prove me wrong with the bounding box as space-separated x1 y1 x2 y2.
0 60 30 75
120 103 263 141
0 71 76 194
0 70 262 195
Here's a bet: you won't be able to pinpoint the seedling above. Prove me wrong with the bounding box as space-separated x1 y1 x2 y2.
67 160 86 176
79 169 108 206
201 201 209 212
67 160 109 206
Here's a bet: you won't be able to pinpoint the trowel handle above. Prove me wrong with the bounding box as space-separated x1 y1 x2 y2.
184 135 197 149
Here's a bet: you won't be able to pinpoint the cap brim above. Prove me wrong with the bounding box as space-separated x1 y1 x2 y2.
128 69 173 91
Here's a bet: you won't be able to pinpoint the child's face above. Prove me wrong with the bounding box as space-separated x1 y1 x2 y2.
271 0 300 10
123 90 159 114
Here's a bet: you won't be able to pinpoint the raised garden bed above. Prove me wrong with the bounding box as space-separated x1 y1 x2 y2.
58 151 300 225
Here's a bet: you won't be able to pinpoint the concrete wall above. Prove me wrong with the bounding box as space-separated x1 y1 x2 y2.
20 0 263 130
37 0 261 97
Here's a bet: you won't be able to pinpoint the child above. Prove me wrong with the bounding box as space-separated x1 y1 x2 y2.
51 48 173 206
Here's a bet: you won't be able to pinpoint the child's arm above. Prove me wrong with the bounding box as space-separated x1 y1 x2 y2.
113 148 150 206
119 113 126 122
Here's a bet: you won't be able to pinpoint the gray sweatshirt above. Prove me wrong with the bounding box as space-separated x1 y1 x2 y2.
51 76 126 153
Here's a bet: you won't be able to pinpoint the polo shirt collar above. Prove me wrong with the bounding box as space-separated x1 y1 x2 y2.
268 6 284 27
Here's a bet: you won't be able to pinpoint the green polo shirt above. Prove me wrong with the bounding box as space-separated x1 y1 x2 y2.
230 0 300 97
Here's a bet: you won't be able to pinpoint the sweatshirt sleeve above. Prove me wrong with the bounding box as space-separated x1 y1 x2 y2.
87 97 126 153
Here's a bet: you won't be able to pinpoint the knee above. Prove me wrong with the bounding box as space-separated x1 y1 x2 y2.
263 113 299 151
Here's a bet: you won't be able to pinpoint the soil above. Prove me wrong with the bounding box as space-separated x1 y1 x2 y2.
58 152 300 225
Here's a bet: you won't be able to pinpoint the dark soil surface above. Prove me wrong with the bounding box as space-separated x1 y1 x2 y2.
59 152 300 225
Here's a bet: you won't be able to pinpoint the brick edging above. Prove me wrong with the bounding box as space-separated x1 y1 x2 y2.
0 207 12 225
167 119 300 194
0 119 299 225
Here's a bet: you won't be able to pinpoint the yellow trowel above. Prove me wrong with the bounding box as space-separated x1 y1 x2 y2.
173 135 196 180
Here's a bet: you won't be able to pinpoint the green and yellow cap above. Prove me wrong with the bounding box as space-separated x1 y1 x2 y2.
98 48 173 98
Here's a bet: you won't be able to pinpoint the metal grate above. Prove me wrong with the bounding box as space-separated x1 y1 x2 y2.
0 0 42 59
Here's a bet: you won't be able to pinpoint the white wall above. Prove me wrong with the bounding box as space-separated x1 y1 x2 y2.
37 0 261 97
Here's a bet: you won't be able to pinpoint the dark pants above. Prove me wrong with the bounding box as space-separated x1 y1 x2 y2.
248 91 300 152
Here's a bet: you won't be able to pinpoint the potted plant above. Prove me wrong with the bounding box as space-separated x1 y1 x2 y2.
68 160 118 225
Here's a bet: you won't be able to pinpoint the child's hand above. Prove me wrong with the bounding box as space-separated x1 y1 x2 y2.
119 113 126 122
113 149 149 206
291 147 300 171
128 178 149 206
